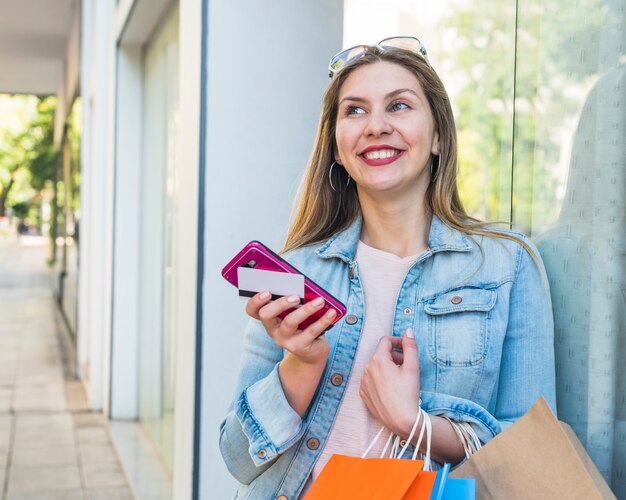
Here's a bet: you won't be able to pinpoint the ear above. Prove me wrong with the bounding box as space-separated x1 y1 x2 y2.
431 131 440 156
334 151 342 165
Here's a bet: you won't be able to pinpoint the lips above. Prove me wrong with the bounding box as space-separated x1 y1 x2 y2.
359 145 405 166
362 148 402 160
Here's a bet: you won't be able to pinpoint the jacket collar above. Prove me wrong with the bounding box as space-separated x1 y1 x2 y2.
315 212 473 263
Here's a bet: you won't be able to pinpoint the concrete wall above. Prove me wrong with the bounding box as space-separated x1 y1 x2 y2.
198 0 343 496
54 2 81 147
78 0 115 412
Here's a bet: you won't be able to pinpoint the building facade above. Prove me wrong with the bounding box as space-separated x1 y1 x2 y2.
63 0 626 498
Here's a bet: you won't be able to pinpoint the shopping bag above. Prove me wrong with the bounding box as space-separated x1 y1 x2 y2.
428 463 476 500
306 408 437 499
304 454 433 499
306 408 476 499
449 397 617 499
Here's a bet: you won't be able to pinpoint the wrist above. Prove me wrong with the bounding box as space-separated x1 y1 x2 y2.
288 343 330 366
392 405 421 439
393 397 424 442
279 352 327 417
282 351 327 373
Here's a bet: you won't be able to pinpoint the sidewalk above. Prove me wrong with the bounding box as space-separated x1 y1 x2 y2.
0 234 134 500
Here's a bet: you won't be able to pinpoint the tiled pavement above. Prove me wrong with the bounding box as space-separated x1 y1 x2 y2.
0 234 135 500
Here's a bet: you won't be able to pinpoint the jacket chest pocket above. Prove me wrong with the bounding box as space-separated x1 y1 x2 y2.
425 288 497 367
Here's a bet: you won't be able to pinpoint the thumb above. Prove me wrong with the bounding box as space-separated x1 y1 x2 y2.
401 327 419 373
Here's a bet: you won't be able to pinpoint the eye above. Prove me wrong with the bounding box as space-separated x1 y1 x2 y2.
346 105 366 116
389 101 410 112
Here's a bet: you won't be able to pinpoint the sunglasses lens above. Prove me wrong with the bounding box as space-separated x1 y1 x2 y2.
329 38 430 77
379 36 429 64
329 45 367 75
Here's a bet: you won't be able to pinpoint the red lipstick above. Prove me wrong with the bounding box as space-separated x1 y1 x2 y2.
359 144 405 167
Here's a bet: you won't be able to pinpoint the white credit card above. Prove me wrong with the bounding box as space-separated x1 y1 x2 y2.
237 267 305 304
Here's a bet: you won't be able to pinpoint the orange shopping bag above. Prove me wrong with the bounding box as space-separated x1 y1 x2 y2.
304 454 437 500
306 408 437 499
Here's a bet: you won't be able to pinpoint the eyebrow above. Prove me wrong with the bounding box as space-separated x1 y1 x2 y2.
339 88 420 105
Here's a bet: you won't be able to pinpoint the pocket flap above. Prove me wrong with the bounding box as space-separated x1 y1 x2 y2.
425 288 496 315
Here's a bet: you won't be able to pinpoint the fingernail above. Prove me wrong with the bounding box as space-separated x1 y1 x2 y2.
326 309 337 319
287 295 300 304
259 291 271 300
406 328 414 339
312 297 324 307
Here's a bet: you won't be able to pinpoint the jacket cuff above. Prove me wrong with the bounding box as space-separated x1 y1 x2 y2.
420 390 502 444
235 364 303 465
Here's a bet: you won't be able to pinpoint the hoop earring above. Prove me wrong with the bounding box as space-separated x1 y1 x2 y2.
430 154 441 183
329 161 351 192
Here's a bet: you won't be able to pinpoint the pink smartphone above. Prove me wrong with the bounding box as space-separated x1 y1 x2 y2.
221 240 346 330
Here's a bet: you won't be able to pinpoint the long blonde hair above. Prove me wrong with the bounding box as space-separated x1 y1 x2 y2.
283 47 535 260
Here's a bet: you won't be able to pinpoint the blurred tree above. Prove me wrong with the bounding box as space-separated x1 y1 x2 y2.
440 0 611 230
27 97 57 191
10 200 30 219
0 95 57 218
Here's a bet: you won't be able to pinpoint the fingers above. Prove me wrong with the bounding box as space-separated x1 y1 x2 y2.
245 292 305 334
390 349 404 365
245 290 273 319
279 296 328 332
247 291 336 347
372 331 418 369
258 294 303 324
279 306 337 360
401 328 420 374
300 307 337 339
373 336 401 359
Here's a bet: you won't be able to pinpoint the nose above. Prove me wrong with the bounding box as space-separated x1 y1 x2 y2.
363 108 393 137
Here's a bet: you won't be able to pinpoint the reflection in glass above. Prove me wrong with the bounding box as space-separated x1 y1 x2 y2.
345 0 626 494
344 0 517 221
512 0 625 494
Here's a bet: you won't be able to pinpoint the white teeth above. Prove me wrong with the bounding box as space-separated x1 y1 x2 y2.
363 149 400 160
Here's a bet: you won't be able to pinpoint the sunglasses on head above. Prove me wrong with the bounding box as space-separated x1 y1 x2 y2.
328 36 430 78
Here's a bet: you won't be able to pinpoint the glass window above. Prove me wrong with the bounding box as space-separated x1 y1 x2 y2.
343 0 517 222
344 0 625 494
513 0 625 492
138 4 180 474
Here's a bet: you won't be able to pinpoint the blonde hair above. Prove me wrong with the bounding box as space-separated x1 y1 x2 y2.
282 46 538 263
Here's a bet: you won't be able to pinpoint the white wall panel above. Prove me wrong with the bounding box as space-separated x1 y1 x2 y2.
199 1 343 497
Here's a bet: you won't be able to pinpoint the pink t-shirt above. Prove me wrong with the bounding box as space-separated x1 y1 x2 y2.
310 240 418 481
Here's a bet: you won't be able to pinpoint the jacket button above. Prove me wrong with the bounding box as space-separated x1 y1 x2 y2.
331 373 343 386
345 315 358 325
257 449 267 459
349 268 355 279
404 308 413 315
307 438 320 450
277 496 288 500
399 439 407 447
451 295 462 305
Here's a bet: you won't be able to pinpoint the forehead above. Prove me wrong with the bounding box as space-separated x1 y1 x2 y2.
338 61 424 100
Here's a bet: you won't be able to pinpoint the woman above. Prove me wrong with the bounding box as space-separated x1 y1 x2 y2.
219 37 556 499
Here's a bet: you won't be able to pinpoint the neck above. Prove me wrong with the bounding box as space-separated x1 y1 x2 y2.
358 190 432 258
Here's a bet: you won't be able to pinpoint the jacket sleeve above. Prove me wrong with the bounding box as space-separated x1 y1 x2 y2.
422 237 557 444
493 236 557 429
219 318 306 485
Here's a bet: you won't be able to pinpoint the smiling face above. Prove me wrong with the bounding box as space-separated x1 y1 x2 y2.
334 61 440 202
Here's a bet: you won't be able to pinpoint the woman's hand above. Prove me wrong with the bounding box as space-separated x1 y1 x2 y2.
246 291 337 417
246 291 337 364
360 328 421 436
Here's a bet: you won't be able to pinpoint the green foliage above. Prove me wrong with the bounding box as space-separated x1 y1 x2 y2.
10 200 30 219
27 97 57 191
440 0 613 231
67 98 82 214
0 95 57 217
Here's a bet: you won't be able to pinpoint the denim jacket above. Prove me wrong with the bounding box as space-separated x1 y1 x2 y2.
219 214 557 499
